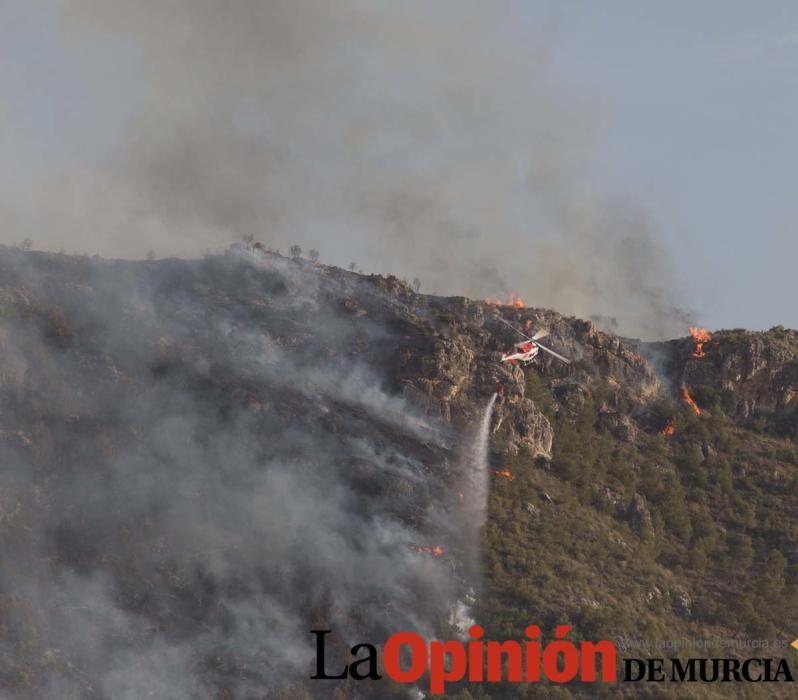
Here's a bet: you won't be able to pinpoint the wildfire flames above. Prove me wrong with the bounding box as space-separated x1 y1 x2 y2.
409 544 444 557
660 419 677 437
682 387 701 416
494 468 515 482
689 326 712 358
486 293 525 309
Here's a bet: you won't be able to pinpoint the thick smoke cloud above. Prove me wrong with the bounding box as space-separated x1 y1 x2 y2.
2 1 689 339
0 248 483 697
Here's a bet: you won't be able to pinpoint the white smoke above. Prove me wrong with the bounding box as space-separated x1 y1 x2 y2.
1 1 691 339
0 249 467 698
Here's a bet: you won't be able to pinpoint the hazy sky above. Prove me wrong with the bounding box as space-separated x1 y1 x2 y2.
1 1 796 333
551 3 798 331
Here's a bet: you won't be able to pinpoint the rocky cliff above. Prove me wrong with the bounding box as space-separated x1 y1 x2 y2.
0 244 796 699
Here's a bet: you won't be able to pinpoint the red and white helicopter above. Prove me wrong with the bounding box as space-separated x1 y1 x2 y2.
495 315 571 366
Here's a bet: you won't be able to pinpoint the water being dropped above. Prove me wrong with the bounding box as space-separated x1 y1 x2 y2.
464 391 497 527
450 391 497 636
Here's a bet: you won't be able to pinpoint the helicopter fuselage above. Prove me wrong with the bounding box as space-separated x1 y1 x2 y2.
501 341 539 365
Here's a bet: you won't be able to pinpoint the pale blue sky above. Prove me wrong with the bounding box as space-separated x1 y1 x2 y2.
1 1 137 179
547 3 798 330
1 2 796 332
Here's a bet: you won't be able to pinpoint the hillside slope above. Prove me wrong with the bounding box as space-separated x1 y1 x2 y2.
0 245 796 699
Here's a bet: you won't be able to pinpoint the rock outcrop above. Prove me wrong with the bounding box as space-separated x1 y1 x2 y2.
660 327 798 437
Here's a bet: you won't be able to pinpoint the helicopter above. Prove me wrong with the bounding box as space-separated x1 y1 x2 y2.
494 315 571 366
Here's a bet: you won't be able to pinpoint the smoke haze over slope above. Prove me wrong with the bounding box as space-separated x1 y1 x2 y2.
0 247 489 697
0 1 691 339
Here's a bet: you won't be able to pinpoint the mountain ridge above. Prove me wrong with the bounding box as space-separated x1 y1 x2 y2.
0 243 796 698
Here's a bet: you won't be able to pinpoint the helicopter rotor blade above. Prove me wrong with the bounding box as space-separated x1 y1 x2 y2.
492 313 532 340
536 342 571 364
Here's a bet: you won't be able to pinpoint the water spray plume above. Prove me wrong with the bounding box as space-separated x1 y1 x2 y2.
460 392 498 533
453 391 498 634
473 393 498 519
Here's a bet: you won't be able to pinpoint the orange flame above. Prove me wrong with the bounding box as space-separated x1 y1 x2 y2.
660 419 677 437
682 387 701 416
486 293 525 309
689 326 711 358
409 544 445 557
494 468 515 482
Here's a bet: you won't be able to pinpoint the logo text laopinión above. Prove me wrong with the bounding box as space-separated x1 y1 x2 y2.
311 627 794 694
